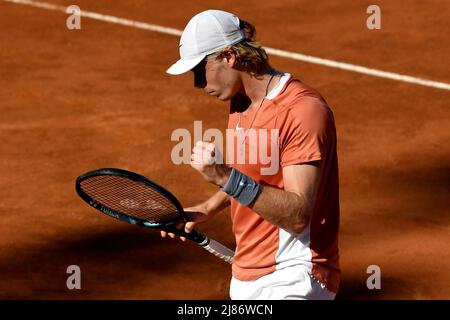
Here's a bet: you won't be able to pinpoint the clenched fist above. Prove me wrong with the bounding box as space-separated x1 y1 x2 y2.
190 141 231 187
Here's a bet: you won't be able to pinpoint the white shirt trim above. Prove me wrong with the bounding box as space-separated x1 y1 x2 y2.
266 72 292 100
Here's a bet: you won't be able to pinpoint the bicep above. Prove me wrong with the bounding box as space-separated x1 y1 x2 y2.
282 161 323 209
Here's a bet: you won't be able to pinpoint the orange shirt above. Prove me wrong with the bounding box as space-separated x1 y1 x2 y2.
226 75 340 293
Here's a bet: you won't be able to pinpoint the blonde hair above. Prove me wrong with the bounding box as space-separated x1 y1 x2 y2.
208 19 269 75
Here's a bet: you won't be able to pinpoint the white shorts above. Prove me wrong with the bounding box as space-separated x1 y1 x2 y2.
229 265 336 300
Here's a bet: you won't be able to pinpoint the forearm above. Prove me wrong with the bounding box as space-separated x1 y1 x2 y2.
249 185 311 234
218 167 311 233
202 190 231 216
190 141 319 234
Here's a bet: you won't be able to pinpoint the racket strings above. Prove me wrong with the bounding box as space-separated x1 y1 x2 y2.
80 175 180 223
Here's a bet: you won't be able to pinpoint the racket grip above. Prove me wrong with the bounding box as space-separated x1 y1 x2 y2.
199 237 235 264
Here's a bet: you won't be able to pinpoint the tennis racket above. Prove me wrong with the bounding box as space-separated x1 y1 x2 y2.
75 168 234 264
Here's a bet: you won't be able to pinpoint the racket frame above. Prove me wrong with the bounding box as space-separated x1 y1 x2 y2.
75 168 206 244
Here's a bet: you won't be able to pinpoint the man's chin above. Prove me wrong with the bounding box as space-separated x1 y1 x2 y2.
216 94 231 101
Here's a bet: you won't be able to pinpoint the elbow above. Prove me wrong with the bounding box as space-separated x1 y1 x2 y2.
288 202 312 234
289 219 310 234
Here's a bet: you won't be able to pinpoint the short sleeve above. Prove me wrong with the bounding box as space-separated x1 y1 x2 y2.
279 96 332 167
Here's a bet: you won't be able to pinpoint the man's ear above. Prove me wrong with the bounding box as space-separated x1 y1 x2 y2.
222 49 237 68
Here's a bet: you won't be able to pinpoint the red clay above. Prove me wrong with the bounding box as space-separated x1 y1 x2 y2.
0 0 449 299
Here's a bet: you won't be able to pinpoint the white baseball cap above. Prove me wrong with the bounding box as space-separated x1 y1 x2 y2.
166 10 245 75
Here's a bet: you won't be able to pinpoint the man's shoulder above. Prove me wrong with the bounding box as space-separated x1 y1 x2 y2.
277 78 331 115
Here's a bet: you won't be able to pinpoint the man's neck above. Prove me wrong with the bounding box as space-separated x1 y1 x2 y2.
231 68 280 115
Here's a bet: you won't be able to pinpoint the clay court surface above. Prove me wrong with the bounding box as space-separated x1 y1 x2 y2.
0 0 449 299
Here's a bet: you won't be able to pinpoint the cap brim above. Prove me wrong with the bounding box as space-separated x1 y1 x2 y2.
166 56 205 75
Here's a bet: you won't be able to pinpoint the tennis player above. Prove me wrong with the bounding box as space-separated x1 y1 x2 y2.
164 10 340 300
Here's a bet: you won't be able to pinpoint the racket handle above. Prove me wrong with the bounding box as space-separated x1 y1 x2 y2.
199 237 235 264
162 226 234 264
